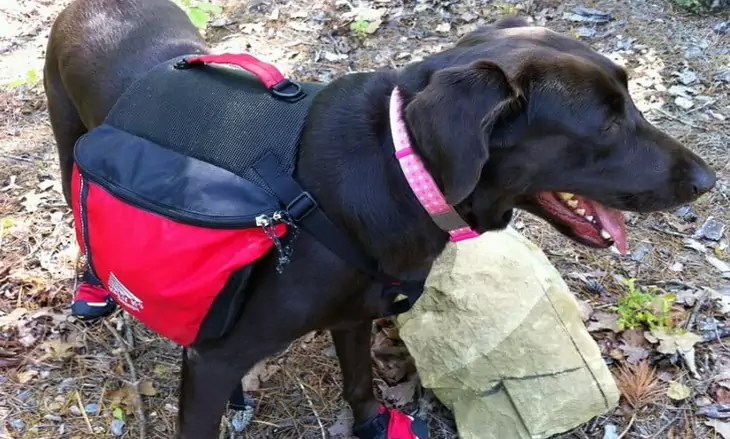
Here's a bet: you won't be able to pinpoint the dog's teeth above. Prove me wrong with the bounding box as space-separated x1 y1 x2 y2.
586 215 594 222
576 208 586 216
559 192 575 200
567 199 579 208
600 229 612 240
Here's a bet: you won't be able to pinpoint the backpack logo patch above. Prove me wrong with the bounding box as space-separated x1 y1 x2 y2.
108 272 144 312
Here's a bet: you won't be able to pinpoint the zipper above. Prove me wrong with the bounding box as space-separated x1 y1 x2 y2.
78 177 103 285
75 160 277 229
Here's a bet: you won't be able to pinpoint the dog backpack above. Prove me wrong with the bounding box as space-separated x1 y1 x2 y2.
70 53 425 346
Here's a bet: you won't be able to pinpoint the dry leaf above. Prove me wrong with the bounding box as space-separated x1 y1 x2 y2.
716 387 730 403
16 370 38 384
107 386 138 415
327 408 354 438
667 381 691 400
20 191 46 212
241 360 280 391
382 377 418 408
0 307 28 328
645 328 701 355
619 342 650 364
706 420 730 439
587 311 619 332
619 329 651 364
39 340 76 361
138 379 157 396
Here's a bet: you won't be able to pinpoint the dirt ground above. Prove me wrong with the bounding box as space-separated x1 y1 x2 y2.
0 0 728 438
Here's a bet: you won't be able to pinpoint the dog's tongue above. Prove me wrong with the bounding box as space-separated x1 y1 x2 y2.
590 201 628 255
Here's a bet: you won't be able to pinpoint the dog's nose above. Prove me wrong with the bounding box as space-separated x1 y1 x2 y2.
689 161 716 197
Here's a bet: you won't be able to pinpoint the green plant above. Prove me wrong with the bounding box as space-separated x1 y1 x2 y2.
616 277 676 331
174 0 222 29
7 69 39 89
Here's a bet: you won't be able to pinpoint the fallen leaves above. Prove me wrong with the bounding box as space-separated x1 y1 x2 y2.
706 419 730 438
241 360 281 392
138 379 157 397
381 375 419 408
586 311 619 332
645 328 702 355
667 381 691 400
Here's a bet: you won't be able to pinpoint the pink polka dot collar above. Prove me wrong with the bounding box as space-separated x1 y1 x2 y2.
389 87 480 242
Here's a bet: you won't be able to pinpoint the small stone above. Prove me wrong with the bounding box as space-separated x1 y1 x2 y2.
578 27 596 38
603 423 618 439
209 17 234 28
11 419 25 431
676 69 698 85
69 405 82 416
631 242 653 262
676 205 698 222
714 21 730 35
674 96 695 110
696 217 726 241
696 396 714 407
669 262 684 272
84 403 99 414
58 378 76 393
110 419 125 436
44 414 62 422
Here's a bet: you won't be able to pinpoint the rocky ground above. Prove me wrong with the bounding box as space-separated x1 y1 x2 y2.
0 0 728 438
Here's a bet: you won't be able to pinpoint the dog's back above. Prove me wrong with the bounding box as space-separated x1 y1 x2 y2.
44 0 208 204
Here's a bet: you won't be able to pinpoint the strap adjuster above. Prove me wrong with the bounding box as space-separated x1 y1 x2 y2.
286 192 317 221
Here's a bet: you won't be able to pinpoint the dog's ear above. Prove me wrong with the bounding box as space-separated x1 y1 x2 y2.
404 60 525 204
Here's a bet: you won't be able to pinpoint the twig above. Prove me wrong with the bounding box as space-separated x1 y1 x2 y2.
292 374 326 439
702 327 730 343
0 153 34 163
75 390 94 434
617 414 636 439
652 108 707 130
649 414 680 438
103 319 147 439
684 291 708 331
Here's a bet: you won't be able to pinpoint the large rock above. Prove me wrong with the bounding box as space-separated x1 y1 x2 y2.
396 227 619 439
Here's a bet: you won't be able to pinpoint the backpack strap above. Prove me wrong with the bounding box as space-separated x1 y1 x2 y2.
253 153 425 317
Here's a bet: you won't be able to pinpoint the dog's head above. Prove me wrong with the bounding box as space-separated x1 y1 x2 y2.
398 17 716 253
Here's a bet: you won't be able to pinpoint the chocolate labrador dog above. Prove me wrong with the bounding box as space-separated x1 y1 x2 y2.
44 0 715 437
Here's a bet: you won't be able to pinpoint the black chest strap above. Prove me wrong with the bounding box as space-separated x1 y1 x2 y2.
252 153 425 317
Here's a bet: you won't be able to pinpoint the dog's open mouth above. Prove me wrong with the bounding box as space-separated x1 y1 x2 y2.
533 192 628 254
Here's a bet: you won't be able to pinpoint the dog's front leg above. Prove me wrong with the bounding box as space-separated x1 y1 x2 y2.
331 320 381 424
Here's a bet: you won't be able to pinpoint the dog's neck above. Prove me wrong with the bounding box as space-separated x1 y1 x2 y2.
295 72 450 278
389 87 480 243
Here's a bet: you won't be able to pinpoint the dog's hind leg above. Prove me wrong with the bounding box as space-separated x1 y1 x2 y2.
331 320 381 423
43 70 87 207
176 340 289 439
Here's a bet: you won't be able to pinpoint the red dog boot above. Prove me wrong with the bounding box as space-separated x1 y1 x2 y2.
71 271 117 321
352 405 428 439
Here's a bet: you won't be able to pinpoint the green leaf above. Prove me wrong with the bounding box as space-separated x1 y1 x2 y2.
26 69 38 84
186 8 209 29
112 407 125 420
192 2 222 15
